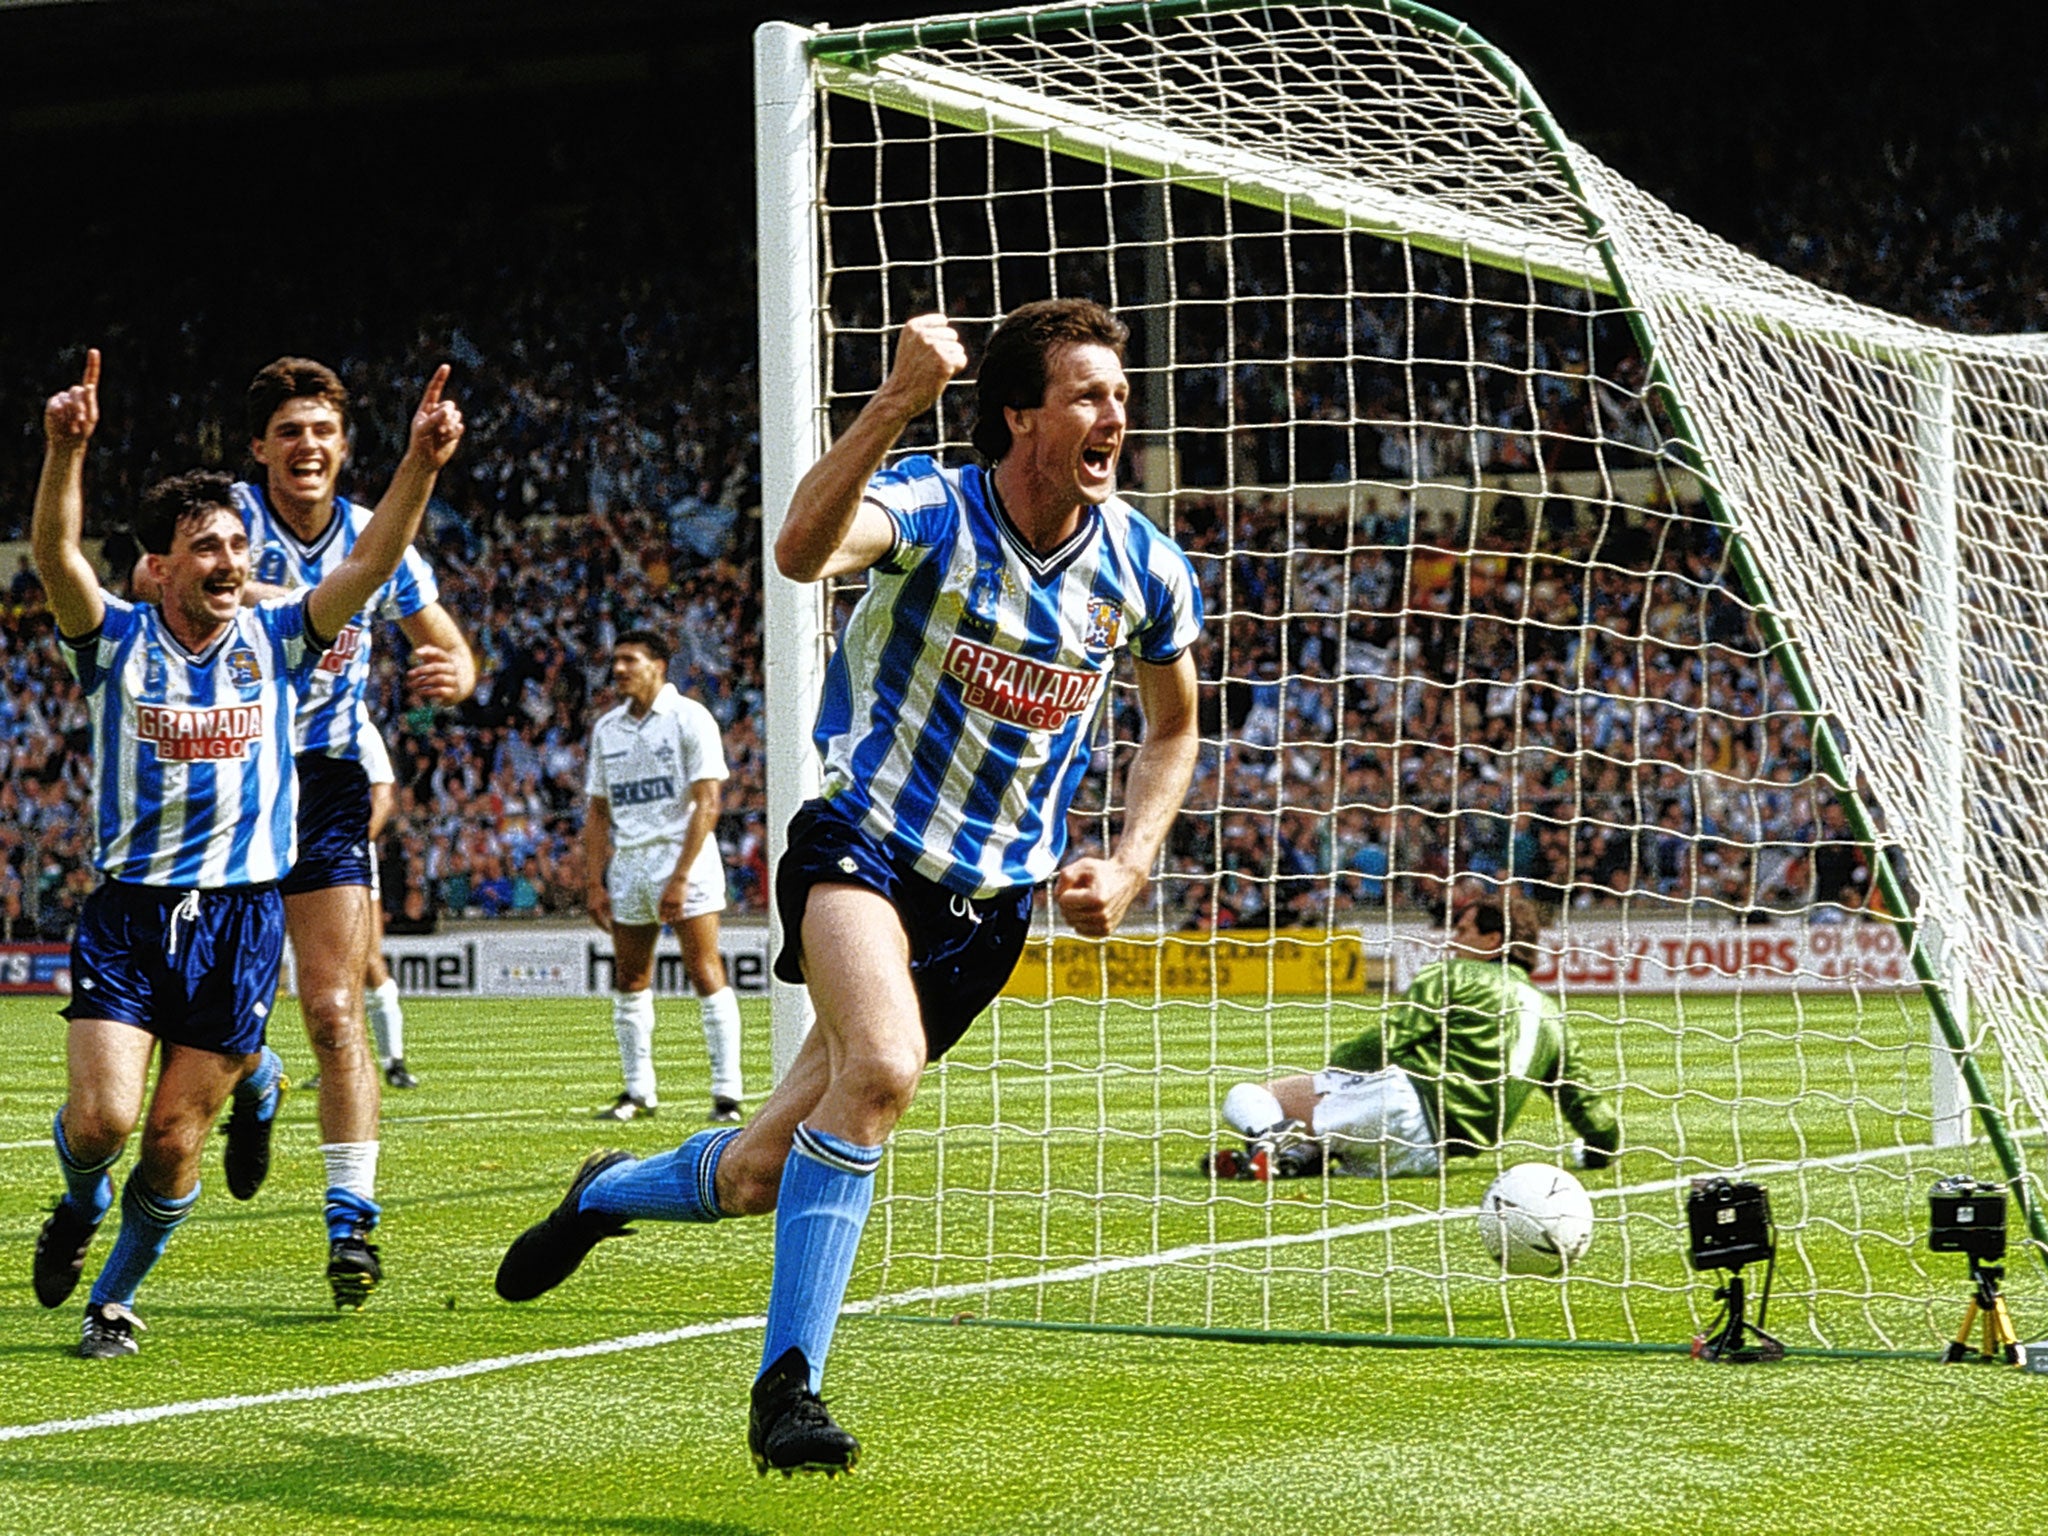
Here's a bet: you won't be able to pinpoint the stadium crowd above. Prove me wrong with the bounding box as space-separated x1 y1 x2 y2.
9 104 2030 941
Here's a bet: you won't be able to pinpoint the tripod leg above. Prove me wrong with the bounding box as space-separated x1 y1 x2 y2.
1990 1298 2021 1365
1945 1301 1982 1364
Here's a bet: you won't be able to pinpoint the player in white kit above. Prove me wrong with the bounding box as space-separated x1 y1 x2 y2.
582 629 742 1123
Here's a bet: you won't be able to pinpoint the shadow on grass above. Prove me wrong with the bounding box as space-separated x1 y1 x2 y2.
0 1428 765 1534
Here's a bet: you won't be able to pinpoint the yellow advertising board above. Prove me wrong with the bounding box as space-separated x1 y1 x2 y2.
1000 932 1383 1001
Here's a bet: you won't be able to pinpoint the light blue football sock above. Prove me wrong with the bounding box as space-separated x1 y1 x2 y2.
759 1125 883 1392
579 1128 741 1223
324 1188 382 1242
231 1046 284 1121
52 1109 117 1225
88 1170 198 1309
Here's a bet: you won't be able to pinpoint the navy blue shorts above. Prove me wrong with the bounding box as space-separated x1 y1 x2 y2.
774 799 1035 1061
64 878 284 1056
283 753 373 896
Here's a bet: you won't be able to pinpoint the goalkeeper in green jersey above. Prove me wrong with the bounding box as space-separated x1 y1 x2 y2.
1216 895 1618 1178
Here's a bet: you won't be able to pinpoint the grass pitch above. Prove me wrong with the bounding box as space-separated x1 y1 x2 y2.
1 989 2042 1535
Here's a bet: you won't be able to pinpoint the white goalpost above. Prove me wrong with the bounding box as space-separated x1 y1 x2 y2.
754 0 2048 1352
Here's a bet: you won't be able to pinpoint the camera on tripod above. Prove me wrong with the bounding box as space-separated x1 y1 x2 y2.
1928 1175 2025 1366
1927 1175 2006 1264
1687 1177 1775 1273
1685 1177 1783 1362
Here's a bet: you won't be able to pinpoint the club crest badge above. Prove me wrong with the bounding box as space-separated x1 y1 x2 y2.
226 645 262 690
1083 597 1123 651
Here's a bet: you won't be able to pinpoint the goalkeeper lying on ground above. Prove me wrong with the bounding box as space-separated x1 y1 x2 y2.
1213 894 1618 1178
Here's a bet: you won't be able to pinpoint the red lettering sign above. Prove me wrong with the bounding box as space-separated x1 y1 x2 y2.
135 703 266 762
942 637 1100 730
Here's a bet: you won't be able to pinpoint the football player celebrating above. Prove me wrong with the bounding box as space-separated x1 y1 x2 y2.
498 300 1203 1477
28 350 462 1356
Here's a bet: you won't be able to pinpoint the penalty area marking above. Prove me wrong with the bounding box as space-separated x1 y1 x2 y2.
0 1133 1977 1443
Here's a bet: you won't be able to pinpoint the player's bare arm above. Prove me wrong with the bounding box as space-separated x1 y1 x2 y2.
1054 649 1200 938
584 796 615 934
307 366 464 642
660 779 723 927
397 603 478 704
776 313 966 583
32 348 107 640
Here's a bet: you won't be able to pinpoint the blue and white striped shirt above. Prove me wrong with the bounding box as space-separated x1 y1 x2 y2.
818 456 1203 897
235 481 439 760
63 594 319 888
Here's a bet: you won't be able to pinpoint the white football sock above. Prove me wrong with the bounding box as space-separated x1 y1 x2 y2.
319 1140 381 1202
614 989 658 1104
365 977 405 1065
700 986 743 1103
1222 1083 1287 1138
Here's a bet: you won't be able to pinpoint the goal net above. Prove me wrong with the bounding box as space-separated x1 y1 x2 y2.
754 0 2048 1352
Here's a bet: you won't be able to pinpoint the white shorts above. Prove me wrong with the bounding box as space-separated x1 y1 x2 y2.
1310 1066 1442 1179
609 838 726 928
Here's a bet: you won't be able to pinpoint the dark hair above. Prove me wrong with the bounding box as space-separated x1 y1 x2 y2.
1462 893 1543 974
246 356 350 442
134 470 239 556
971 298 1129 462
614 628 673 665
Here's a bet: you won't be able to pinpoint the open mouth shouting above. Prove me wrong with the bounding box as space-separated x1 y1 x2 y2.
1079 439 1119 489
199 564 248 608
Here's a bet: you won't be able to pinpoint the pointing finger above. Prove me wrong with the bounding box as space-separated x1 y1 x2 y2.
420 363 450 411
81 348 101 392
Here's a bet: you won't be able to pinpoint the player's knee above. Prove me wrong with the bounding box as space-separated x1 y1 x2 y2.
61 1103 136 1162
299 990 366 1055
718 1150 782 1216
839 1049 921 1123
138 1102 214 1177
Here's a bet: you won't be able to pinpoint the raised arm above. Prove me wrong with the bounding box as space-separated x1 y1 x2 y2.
774 314 965 583
32 349 107 640
307 366 464 643
1053 649 1201 938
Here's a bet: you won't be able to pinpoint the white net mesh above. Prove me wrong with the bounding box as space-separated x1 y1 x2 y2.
767 0 2048 1349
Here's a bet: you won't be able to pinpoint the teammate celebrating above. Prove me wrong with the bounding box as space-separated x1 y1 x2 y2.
1214 895 1618 1179
582 629 743 1124
236 356 477 1307
27 350 462 1357
496 300 1204 1477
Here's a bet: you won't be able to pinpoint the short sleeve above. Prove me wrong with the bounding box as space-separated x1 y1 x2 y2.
376 545 440 624
680 698 730 784
62 592 136 692
256 597 317 682
583 721 609 801
864 455 962 576
1126 515 1205 664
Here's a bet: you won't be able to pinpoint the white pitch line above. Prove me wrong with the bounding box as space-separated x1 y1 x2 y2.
0 1133 1995 1443
0 1316 766 1444
0 1108 598 1151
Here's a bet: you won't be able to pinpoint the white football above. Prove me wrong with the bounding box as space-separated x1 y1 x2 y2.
1477 1163 1595 1275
